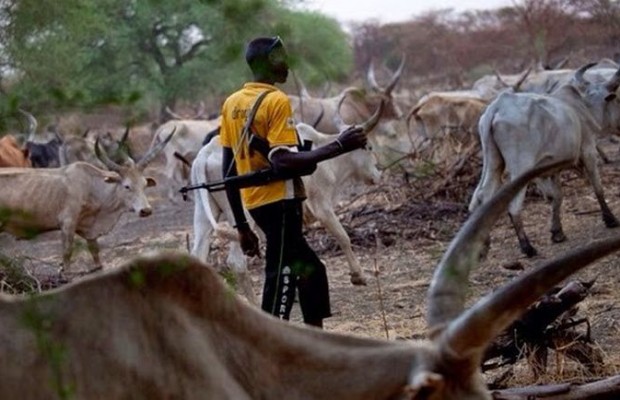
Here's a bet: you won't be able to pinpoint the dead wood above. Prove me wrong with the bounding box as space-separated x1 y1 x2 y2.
492 374 620 399
483 280 605 379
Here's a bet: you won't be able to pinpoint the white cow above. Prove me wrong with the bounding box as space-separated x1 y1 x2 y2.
150 116 221 202
288 56 405 134
469 63 620 257
0 132 173 271
3 160 618 400
190 98 384 302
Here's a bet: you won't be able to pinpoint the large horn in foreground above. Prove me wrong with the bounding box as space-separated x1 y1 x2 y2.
426 159 620 367
136 126 176 170
443 228 620 364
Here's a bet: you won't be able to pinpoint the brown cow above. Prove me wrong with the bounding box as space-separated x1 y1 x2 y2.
3 160 618 399
0 135 31 167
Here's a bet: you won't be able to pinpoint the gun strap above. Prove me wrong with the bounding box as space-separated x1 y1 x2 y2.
225 89 274 179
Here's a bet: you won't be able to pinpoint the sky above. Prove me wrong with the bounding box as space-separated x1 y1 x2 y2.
303 0 514 24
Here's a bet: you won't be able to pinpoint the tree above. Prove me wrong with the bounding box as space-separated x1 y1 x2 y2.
0 0 352 122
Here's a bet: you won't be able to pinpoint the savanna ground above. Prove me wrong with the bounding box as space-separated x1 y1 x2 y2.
2 130 620 390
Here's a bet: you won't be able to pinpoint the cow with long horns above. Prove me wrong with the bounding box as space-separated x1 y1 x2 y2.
470 63 620 257
5 160 620 399
0 129 175 271
289 56 406 134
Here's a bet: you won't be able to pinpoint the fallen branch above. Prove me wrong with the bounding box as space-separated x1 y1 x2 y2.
492 374 620 399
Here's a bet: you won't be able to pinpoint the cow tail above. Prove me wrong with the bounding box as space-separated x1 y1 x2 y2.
469 104 502 212
190 156 238 242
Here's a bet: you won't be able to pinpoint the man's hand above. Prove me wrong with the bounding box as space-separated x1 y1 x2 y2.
335 125 366 153
237 224 260 257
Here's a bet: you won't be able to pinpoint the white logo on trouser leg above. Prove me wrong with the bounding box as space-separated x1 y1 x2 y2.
278 266 292 318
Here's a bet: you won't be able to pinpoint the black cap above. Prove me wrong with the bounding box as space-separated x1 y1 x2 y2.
245 36 283 66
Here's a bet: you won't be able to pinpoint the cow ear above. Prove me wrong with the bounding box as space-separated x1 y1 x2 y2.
605 93 617 102
146 177 157 187
104 175 121 183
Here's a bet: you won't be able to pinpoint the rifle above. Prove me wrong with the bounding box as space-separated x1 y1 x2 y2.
178 168 278 201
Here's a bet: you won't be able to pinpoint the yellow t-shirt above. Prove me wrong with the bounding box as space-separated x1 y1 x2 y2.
220 82 305 210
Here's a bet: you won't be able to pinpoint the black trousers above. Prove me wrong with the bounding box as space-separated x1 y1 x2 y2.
249 199 331 323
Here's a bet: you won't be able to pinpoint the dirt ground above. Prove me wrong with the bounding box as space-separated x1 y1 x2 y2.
3 135 620 389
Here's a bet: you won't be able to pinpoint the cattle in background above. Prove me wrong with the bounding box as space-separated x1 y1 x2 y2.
405 93 488 165
150 116 221 202
0 130 174 272
473 58 620 100
469 63 620 257
164 101 207 121
59 126 134 168
190 97 385 302
17 110 64 168
0 135 31 168
3 160 619 399
288 56 405 134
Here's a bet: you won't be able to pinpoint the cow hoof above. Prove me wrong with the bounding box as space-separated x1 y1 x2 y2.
551 231 567 243
350 273 368 286
522 245 538 258
604 216 620 228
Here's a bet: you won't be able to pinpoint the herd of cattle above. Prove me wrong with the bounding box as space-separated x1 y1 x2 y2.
1 55 620 398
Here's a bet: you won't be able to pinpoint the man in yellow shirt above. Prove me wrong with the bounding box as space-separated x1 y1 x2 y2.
220 36 367 328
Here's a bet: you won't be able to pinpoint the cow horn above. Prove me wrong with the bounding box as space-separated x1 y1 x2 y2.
553 54 570 70
512 66 532 92
310 104 325 129
440 220 620 363
165 106 185 121
119 126 130 146
367 61 381 92
18 109 38 141
292 70 311 99
95 136 122 172
193 101 206 119
426 160 572 349
574 62 597 85
385 54 406 95
333 88 361 130
136 126 176 170
406 103 423 125
359 100 385 133
366 55 406 95
605 67 620 94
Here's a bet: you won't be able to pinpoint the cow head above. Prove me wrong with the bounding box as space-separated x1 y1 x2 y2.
572 63 620 135
94 127 175 217
334 92 384 185
366 55 406 120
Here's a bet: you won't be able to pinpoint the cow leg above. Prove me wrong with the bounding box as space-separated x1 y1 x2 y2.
86 238 103 272
312 204 367 286
227 242 258 305
581 154 619 228
508 188 538 257
60 229 75 273
191 195 216 262
536 176 566 243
